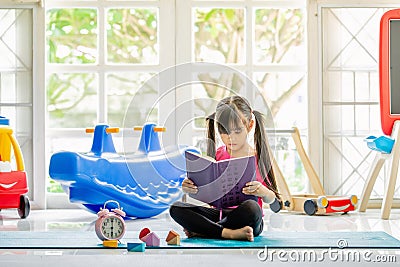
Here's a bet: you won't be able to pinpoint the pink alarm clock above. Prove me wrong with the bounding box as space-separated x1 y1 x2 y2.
95 200 126 241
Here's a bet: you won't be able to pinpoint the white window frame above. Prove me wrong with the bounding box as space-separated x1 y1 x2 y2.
46 0 309 208
43 0 176 208
4 0 309 209
310 0 400 206
0 0 45 209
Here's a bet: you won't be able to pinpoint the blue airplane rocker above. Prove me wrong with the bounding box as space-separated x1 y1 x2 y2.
49 123 200 218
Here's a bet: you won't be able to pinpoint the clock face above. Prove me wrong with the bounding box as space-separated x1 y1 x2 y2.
100 216 124 239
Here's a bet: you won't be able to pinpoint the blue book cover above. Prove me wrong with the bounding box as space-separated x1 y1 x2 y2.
185 151 257 208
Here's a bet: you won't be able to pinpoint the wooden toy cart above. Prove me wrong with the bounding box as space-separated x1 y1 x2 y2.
269 127 357 215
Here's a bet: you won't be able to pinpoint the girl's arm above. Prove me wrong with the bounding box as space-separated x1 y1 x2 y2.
242 181 276 204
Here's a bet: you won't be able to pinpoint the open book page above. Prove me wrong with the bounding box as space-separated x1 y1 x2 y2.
185 151 257 208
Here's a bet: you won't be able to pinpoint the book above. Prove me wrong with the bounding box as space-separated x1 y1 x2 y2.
185 151 258 209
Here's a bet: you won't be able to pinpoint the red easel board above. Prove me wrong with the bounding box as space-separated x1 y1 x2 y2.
380 9 400 135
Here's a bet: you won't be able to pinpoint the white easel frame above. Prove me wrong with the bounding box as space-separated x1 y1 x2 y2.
359 120 400 219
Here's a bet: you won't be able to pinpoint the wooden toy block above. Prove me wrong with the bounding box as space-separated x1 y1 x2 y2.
142 232 160 247
139 227 151 241
166 230 180 245
102 240 119 248
127 242 145 252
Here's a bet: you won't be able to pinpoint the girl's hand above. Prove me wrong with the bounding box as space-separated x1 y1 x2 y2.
182 178 198 194
242 181 275 203
242 181 263 196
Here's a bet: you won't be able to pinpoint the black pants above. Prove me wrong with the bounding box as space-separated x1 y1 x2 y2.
169 199 264 239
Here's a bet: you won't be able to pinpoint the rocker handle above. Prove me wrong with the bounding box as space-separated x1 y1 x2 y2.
85 127 120 134
133 126 166 132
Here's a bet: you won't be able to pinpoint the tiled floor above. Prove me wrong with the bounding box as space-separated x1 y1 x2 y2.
0 207 399 266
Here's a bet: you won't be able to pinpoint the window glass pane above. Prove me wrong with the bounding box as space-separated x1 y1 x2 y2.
119 74 160 128
46 9 98 64
107 72 155 126
355 72 379 102
0 106 32 138
254 8 305 65
194 8 245 64
274 134 307 194
191 71 247 128
0 9 32 69
341 105 355 133
324 71 354 102
107 8 158 64
355 105 375 133
324 105 354 134
47 73 97 128
0 9 33 104
254 72 307 130
0 72 32 103
323 8 380 69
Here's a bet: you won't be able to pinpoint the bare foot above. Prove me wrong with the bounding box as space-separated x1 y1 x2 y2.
221 226 254 241
183 228 205 238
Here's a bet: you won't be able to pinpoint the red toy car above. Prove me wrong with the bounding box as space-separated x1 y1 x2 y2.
0 116 30 219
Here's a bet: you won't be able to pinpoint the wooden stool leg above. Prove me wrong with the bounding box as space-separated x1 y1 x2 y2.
359 153 386 212
381 121 400 219
381 150 400 219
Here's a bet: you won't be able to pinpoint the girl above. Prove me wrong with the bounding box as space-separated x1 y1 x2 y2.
169 96 279 242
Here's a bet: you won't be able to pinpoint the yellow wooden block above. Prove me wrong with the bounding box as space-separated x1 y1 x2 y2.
103 240 119 248
167 236 180 245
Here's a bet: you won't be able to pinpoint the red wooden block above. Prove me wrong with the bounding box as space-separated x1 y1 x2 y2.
139 227 151 241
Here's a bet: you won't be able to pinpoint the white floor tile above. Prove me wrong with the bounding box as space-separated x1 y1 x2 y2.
0 208 399 266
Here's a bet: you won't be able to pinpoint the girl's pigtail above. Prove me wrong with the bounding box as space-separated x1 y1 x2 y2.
206 113 216 158
253 110 279 196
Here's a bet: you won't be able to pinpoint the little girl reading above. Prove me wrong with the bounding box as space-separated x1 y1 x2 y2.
169 95 279 241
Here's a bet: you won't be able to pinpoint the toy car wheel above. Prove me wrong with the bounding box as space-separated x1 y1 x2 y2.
269 198 283 213
304 199 318 216
349 195 358 206
18 195 30 219
317 196 329 208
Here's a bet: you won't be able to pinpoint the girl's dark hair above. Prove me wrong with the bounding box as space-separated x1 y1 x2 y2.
206 112 216 158
205 95 278 196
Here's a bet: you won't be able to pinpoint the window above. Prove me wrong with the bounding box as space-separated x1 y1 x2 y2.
320 5 400 200
0 1 307 207
0 7 33 202
44 1 308 206
177 0 308 193
45 1 175 203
